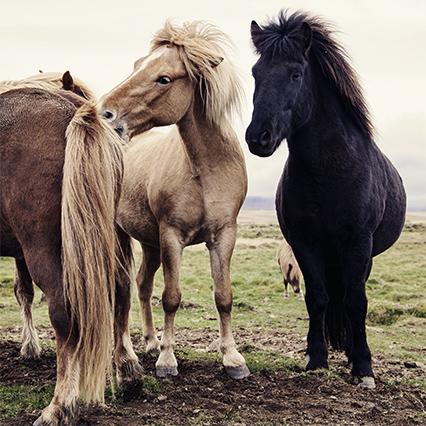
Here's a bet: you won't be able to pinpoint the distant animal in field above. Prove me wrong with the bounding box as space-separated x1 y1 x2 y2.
101 21 250 380
277 240 303 299
246 11 406 389
0 72 125 425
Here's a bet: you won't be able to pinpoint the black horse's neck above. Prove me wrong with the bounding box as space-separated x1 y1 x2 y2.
287 61 371 169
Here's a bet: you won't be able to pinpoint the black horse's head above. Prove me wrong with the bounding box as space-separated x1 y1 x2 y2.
246 13 314 157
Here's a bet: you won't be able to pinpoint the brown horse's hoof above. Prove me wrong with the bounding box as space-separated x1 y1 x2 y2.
33 401 79 426
156 366 178 377
225 364 250 380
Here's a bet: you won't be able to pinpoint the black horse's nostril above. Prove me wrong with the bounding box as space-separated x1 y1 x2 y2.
114 126 124 137
260 130 271 146
103 110 115 120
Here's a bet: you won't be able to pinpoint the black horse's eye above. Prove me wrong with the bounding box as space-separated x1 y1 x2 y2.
156 76 172 85
292 72 302 82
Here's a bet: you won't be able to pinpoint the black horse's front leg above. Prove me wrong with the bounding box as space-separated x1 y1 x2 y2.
292 241 329 370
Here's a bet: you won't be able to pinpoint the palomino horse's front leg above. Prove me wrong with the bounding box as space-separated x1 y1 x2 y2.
14 258 41 359
208 225 250 379
137 243 161 353
114 228 142 387
155 228 183 377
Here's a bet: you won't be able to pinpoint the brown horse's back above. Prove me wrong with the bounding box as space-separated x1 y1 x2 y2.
0 88 75 275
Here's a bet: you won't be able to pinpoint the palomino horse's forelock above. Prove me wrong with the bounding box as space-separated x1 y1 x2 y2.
151 21 243 127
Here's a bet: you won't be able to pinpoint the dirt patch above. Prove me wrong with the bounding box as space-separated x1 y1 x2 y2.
1 330 425 425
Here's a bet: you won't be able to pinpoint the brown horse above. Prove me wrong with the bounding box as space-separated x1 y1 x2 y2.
0 73 123 424
1 72 95 361
101 21 250 379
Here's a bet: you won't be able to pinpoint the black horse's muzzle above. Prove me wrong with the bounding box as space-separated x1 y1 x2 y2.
245 123 278 157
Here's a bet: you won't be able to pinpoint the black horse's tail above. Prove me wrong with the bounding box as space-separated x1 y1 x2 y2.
325 277 351 353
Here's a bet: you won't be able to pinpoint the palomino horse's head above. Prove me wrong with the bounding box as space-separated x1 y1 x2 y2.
246 12 314 157
101 21 242 140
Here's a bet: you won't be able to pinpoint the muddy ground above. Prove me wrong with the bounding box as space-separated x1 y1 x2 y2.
1 328 425 425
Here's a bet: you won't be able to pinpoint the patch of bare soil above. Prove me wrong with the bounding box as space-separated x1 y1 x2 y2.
1 329 425 425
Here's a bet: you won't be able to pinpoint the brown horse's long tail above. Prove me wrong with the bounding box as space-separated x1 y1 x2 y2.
61 102 123 403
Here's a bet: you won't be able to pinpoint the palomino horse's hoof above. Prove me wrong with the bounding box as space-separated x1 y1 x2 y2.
225 364 250 380
156 366 178 378
355 376 376 389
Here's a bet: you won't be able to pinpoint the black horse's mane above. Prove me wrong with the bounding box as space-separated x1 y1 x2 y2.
252 11 373 139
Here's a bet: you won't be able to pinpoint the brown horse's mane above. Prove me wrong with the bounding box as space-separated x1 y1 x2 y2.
151 21 243 127
0 72 96 101
251 10 373 139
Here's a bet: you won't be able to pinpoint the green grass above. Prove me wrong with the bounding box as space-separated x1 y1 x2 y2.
0 221 425 418
0 384 54 417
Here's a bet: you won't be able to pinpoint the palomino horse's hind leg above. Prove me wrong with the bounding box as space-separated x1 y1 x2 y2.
14 258 41 359
137 243 161 353
114 228 142 387
155 228 182 377
208 226 250 380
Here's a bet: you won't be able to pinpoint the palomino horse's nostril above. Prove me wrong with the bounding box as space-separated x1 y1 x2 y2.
114 126 124 137
102 110 115 120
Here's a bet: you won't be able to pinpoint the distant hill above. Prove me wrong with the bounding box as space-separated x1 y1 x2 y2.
242 196 275 210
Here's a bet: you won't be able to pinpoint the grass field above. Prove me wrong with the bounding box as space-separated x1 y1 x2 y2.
0 211 425 424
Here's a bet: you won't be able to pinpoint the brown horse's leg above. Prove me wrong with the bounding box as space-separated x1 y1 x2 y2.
23 250 79 426
114 228 142 387
137 243 161 353
155 228 182 377
14 257 41 359
208 225 249 380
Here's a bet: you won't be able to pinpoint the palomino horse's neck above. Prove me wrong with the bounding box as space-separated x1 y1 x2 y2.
176 93 243 177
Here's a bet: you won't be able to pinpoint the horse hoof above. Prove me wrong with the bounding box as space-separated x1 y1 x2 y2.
225 364 250 380
356 376 376 389
305 355 328 371
156 366 178 378
33 417 46 426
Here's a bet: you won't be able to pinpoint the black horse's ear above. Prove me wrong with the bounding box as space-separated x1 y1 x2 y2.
62 71 74 91
301 22 312 55
250 20 263 50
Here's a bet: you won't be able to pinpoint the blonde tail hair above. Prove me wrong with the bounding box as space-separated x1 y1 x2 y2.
61 102 123 403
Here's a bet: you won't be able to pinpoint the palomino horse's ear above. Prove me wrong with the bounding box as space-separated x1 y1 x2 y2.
62 71 75 91
250 20 263 49
209 56 224 68
301 22 312 55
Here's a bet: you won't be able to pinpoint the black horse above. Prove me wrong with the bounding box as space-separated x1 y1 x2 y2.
245 11 406 388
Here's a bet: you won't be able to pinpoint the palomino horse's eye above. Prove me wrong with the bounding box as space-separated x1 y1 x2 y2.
292 72 302 82
156 76 172 85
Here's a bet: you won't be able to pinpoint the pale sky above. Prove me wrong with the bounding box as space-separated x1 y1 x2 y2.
1 0 425 209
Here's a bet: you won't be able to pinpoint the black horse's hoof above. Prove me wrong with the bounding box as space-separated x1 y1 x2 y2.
225 364 251 380
354 376 376 389
305 354 329 371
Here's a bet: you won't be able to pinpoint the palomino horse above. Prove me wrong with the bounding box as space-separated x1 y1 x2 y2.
0 71 95 361
101 21 250 379
0 75 124 424
277 240 303 299
246 11 406 388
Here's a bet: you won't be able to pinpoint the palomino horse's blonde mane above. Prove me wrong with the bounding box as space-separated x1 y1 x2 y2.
152 21 243 127
0 72 96 101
